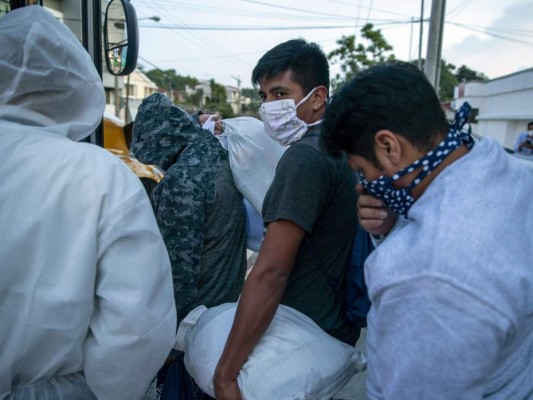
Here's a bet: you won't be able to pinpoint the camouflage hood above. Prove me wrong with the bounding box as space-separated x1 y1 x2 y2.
131 93 218 170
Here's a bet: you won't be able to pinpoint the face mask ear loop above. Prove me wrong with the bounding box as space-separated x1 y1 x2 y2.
295 87 318 108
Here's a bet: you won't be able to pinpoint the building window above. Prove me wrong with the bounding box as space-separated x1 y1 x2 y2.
125 84 136 98
145 87 155 98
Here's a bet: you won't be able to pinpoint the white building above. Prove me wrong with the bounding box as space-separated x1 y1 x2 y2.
453 68 533 149
121 69 159 122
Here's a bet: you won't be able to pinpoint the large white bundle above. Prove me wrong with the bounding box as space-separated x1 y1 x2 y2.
223 117 287 214
177 303 366 400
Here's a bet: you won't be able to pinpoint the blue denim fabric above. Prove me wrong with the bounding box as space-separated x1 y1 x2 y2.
156 354 214 400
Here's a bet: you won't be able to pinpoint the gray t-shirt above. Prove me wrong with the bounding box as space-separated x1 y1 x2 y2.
263 127 359 345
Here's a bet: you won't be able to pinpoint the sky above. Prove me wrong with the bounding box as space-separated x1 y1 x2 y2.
132 0 533 88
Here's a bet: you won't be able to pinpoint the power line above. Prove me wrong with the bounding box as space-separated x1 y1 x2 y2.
448 21 533 46
139 0 356 22
138 19 417 31
155 36 344 63
446 0 475 20
138 55 163 70
136 0 252 69
328 0 414 18
366 0 374 24
241 0 363 19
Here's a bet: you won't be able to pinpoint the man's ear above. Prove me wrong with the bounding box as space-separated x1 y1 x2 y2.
374 130 402 171
312 86 328 110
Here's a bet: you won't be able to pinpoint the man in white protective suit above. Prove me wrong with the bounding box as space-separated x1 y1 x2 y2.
0 5 177 400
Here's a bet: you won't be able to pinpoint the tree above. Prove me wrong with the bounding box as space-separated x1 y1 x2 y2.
455 65 488 82
196 79 235 118
206 102 235 119
145 68 198 94
241 87 262 114
189 88 204 109
209 79 227 104
439 60 459 102
414 60 488 101
328 23 395 90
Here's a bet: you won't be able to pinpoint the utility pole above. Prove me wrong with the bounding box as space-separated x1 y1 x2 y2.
167 74 173 102
424 0 446 94
125 73 130 123
231 75 241 115
114 75 121 118
418 0 425 69
409 17 414 61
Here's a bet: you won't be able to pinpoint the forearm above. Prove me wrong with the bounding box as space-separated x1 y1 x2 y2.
214 220 304 394
215 266 287 380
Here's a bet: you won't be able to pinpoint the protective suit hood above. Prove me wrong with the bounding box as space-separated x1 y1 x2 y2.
132 93 215 170
0 6 105 141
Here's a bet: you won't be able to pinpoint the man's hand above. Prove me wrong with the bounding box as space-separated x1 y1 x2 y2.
213 375 242 400
356 183 397 236
198 113 224 135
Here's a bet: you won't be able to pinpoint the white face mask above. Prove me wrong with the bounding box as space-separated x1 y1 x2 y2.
258 87 322 146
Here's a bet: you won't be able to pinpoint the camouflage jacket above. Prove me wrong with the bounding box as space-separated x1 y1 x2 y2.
132 94 247 322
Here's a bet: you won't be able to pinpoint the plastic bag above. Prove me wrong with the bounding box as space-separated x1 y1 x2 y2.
177 303 366 400
222 117 287 214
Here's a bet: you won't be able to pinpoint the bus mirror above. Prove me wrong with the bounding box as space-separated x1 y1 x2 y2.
104 0 139 76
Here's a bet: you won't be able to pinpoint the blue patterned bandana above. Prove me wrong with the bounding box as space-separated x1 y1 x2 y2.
360 102 475 217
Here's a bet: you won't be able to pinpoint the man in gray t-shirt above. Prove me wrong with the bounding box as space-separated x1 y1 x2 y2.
263 125 357 344
214 39 359 400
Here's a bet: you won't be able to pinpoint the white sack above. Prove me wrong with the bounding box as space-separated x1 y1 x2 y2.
178 303 366 400
223 117 287 214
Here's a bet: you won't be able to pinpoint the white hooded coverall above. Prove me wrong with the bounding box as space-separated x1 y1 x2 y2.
0 6 177 400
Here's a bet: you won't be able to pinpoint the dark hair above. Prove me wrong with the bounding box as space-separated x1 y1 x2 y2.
321 61 448 165
527 121 533 128
251 39 329 93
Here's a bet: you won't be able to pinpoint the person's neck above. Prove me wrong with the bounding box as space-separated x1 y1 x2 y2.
304 107 325 125
395 143 470 201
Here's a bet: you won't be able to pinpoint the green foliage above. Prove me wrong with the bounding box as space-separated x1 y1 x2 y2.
144 70 235 115
328 23 395 90
439 60 459 102
455 65 489 82
414 60 488 101
188 88 204 108
145 69 198 92
209 79 228 104
240 87 262 113
241 87 261 101
205 102 235 119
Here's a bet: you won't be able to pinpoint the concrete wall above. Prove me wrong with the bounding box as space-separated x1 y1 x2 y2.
454 68 533 149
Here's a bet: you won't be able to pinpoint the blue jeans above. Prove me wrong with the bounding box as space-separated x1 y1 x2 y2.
156 353 214 400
